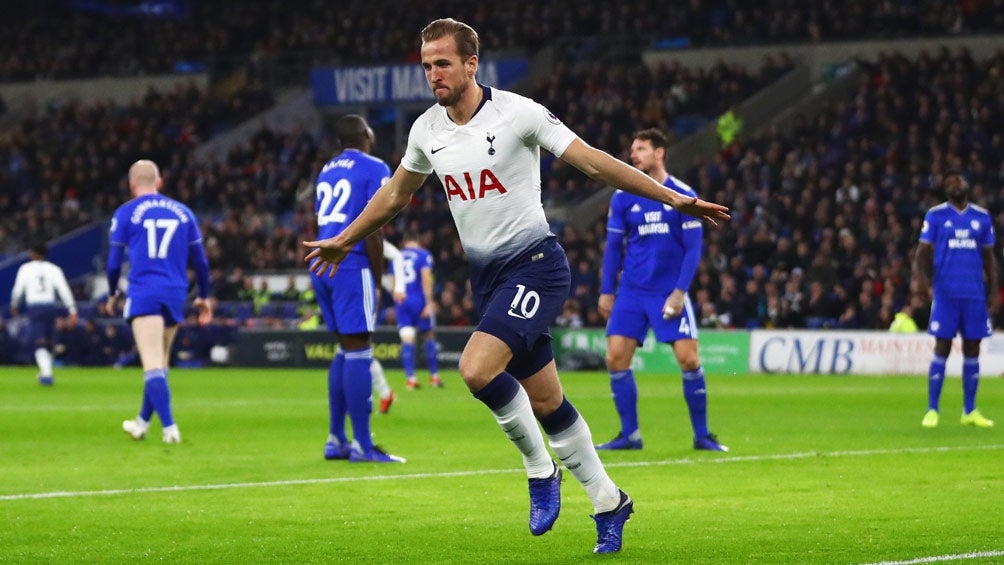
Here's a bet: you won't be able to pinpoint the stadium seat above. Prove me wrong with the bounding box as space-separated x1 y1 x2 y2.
279 302 299 320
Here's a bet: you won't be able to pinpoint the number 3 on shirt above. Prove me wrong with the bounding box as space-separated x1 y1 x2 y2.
316 179 351 226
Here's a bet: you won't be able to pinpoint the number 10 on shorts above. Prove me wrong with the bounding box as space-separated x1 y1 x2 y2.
508 284 540 320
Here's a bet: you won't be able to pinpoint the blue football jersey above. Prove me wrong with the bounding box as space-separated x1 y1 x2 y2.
315 148 390 268
395 247 434 301
109 194 203 294
919 203 995 299
605 175 703 294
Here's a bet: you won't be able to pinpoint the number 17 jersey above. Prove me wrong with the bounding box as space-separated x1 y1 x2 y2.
109 193 204 295
315 148 391 269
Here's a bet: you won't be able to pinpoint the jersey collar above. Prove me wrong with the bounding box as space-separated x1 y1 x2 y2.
445 84 492 125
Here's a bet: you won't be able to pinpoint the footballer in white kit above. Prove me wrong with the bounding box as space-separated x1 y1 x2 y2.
401 85 577 363
10 244 78 385
304 18 730 554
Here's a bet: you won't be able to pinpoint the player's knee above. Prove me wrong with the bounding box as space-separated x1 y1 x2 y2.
399 326 416 343
605 348 632 371
962 341 981 357
677 352 700 371
458 355 492 392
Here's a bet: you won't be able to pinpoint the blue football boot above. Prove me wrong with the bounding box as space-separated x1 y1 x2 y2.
528 462 561 535
348 445 406 463
323 441 351 460
693 433 729 452
595 433 643 450
592 490 634 554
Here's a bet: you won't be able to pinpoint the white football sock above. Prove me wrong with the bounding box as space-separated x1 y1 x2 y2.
371 359 392 400
547 416 621 513
34 348 53 377
489 386 554 479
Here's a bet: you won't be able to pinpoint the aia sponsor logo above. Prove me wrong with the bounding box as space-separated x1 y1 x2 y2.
444 169 508 201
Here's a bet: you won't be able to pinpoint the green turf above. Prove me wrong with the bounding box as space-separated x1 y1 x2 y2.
1 366 1001 564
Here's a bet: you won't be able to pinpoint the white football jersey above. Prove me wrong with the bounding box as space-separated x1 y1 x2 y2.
11 260 77 312
401 86 577 282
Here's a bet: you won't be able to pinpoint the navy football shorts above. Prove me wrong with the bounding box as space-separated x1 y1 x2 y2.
475 239 570 378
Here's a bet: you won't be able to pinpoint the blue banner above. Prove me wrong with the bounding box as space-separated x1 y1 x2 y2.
310 59 529 106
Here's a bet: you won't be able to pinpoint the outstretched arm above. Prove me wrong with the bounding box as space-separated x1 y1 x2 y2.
303 166 428 277
560 138 730 227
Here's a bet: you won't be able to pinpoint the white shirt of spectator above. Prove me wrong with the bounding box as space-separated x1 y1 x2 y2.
401 86 577 268
11 260 77 313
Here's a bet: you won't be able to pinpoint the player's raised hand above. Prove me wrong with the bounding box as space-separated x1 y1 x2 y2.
302 237 351 278
677 197 731 228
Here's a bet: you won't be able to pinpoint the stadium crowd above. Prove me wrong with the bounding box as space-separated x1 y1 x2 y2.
1 0 1001 81
0 81 274 257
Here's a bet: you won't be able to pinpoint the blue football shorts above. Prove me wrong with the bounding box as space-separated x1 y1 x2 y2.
396 295 434 331
928 295 991 340
124 292 186 327
606 291 698 345
474 239 570 379
311 266 376 335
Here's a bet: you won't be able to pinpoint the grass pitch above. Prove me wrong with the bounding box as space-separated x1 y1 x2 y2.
0 366 1001 564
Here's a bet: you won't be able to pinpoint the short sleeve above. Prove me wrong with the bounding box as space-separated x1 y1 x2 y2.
919 210 936 244
400 117 433 175
607 192 627 234
512 98 578 157
109 207 128 247
422 251 434 270
981 216 995 246
186 207 204 245
370 161 392 201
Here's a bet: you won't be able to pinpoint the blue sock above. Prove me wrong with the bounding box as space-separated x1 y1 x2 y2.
143 368 174 427
683 367 709 438
139 368 156 422
401 343 415 378
609 369 638 437
328 351 347 444
962 357 980 414
928 355 947 412
425 339 439 375
343 347 374 453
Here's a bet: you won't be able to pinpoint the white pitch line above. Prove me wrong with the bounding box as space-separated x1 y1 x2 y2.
2 443 1002 502
859 550 1004 564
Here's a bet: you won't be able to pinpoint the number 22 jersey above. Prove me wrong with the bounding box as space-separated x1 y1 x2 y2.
314 148 391 269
